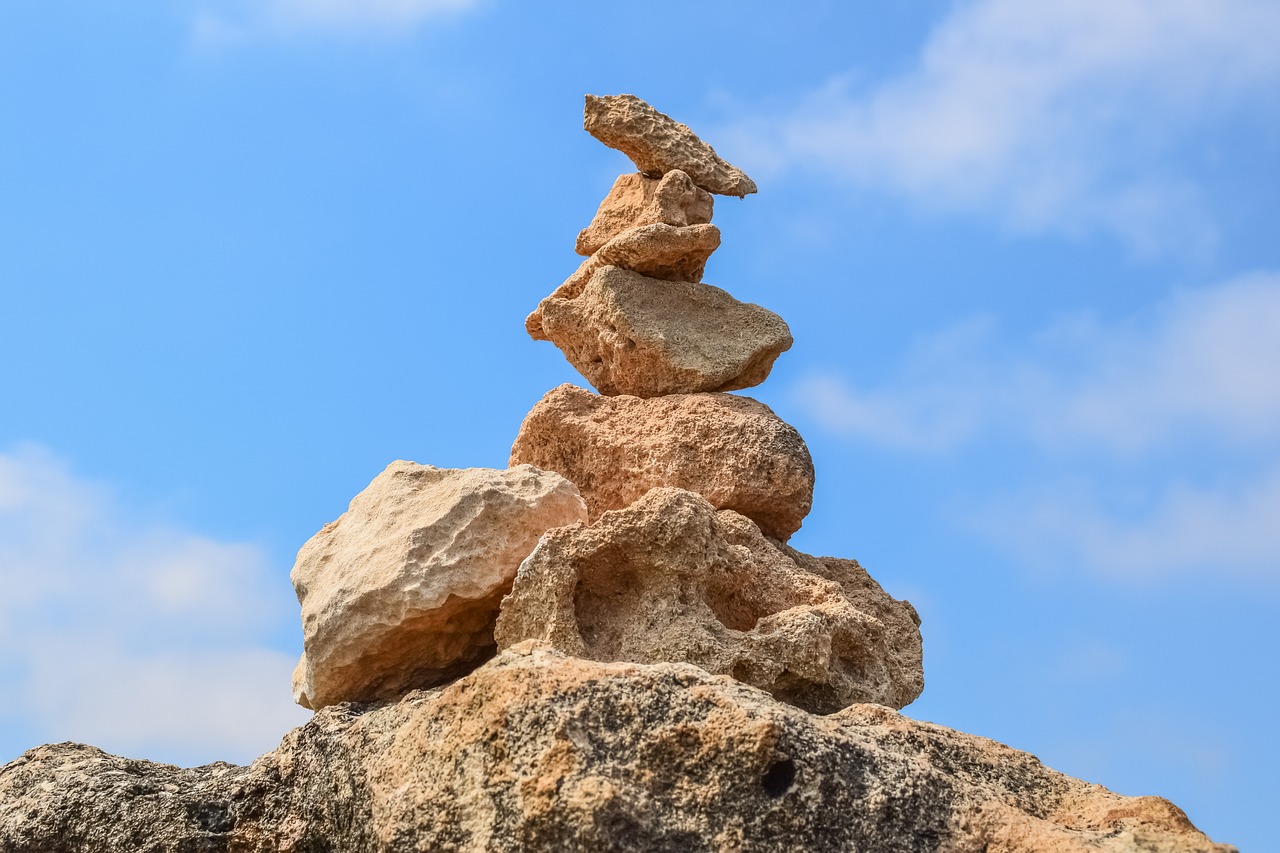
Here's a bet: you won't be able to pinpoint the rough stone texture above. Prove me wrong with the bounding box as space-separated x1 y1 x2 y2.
0 647 1236 853
291 461 586 709
526 225 721 341
509 384 814 540
585 94 758 197
576 170 714 256
495 488 923 713
537 265 792 397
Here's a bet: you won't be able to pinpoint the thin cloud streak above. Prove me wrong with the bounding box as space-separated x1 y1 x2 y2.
728 0 1280 251
0 444 307 765
193 0 481 44
793 272 1280 454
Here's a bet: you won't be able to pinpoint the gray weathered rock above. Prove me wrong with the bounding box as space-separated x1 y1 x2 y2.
536 265 792 397
495 488 923 713
576 170 714 257
291 461 586 709
0 647 1237 853
509 384 815 541
585 94 758 197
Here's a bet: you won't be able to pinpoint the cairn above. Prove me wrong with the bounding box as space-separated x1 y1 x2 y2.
289 94 923 716
2 95 1236 853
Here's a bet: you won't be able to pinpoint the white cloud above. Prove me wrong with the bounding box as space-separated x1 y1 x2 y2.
976 467 1280 580
0 444 308 765
793 273 1280 581
730 0 1280 250
794 272 1280 454
193 0 480 43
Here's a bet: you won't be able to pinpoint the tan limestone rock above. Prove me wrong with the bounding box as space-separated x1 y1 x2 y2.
509 384 814 540
585 94 758 197
290 460 586 709
526 225 721 341
3 648 1236 852
494 488 924 713
536 265 792 397
575 170 714 256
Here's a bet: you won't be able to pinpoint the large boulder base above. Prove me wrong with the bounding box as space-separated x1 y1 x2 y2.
0 647 1236 853
576 170 714 256
495 488 923 713
509 384 814 541
585 94 758 197
536 265 792 397
291 461 586 709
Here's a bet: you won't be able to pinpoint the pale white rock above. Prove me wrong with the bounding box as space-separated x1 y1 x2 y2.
290 461 587 709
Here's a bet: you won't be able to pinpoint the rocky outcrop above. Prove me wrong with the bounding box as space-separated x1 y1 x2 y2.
535 266 792 397
585 94 758 197
509 384 814 540
495 488 923 713
291 461 586 709
576 170 713 256
0 647 1236 853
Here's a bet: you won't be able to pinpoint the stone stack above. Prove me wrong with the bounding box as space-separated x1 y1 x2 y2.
2 94 1235 853
288 93 925 717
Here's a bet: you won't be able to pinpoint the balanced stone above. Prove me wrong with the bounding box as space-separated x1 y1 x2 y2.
576 170 714 256
290 461 586 709
495 487 924 713
536 265 792 397
585 94 758 197
527 225 721 340
509 384 814 540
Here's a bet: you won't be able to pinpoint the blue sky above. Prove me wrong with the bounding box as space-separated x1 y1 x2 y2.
2 1 1277 848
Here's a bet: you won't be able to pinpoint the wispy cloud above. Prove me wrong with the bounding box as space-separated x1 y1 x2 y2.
793 272 1280 581
193 0 481 44
794 272 1280 454
0 444 307 765
728 0 1280 251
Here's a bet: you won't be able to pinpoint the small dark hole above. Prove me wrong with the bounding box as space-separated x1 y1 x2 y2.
761 758 796 798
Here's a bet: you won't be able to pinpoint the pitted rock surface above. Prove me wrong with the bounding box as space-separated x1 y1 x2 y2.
527 225 721 341
0 647 1236 853
509 384 814 541
585 94 757 197
291 461 586 709
536 265 791 397
576 170 714 257
495 488 923 713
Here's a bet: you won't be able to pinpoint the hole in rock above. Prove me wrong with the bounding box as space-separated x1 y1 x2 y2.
761 758 797 798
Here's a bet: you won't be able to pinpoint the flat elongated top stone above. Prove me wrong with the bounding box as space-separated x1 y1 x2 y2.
585 94 758 197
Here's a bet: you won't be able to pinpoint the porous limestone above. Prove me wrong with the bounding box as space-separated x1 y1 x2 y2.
585 94 758 197
576 170 713 256
495 488 923 713
509 384 814 541
536 265 792 397
291 461 586 709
